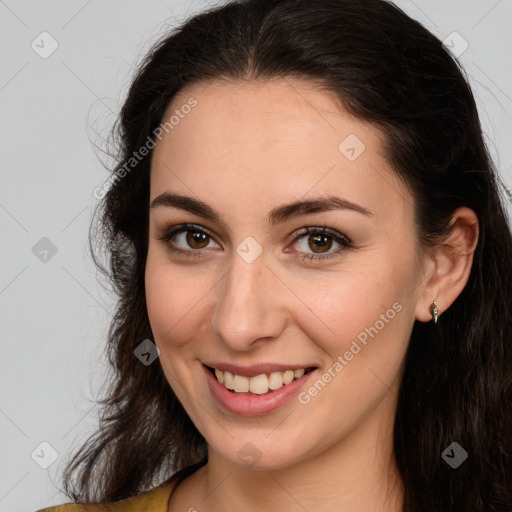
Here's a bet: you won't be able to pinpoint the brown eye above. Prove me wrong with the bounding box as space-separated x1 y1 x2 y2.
157 223 220 256
292 226 353 263
308 233 333 253
185 230 210 249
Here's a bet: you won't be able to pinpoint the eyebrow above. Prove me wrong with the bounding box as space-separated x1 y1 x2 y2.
149 192 373 226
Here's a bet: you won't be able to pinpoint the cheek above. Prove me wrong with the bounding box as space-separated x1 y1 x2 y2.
290 273 411 427
145 255 214 350
293 252 414 364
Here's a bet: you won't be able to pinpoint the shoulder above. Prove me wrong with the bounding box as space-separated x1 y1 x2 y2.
35 479 177 512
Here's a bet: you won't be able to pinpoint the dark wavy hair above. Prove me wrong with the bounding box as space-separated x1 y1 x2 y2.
60 0 512 510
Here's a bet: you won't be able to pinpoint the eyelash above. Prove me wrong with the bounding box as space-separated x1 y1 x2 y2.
156 223 353 263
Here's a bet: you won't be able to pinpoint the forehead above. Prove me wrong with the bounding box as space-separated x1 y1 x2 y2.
150 79 413 226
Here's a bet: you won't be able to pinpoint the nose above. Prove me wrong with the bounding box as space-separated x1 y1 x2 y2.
210 250 287 352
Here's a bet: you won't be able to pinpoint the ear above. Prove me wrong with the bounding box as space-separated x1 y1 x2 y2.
415 207 479 323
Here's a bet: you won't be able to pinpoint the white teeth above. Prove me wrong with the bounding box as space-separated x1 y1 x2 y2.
224 371 234 390
268 371 284 390
215 368 224 384
212 367 308 394
282 370 294 385
233 374 249 393
249 374 269 395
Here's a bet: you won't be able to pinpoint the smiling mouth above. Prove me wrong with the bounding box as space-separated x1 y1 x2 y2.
206 365 316 395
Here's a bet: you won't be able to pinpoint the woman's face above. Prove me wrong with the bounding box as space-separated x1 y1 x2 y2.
146 79 428 470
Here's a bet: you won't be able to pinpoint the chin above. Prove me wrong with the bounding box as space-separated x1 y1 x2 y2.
208 433 315 472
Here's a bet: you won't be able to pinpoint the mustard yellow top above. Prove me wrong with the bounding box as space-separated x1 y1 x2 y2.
36 478 178 512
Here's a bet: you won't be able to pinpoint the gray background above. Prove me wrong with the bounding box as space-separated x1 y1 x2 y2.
0 1 511 511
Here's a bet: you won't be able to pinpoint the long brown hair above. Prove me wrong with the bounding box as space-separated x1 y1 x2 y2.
61 0 512 510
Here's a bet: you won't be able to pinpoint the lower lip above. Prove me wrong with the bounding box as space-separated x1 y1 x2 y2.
203 365 317 416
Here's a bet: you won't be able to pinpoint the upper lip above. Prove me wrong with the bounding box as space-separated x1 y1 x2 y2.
203 362 315 377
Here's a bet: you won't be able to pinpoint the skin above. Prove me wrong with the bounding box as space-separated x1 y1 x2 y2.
144 78 479 512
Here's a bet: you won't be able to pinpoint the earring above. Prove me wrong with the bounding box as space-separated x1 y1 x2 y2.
430 301 439 324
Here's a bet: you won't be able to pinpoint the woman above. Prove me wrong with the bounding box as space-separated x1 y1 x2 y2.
38 0 512 510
